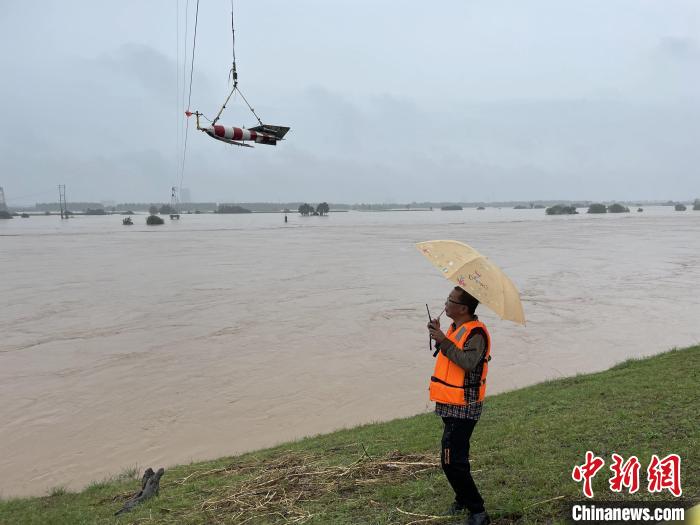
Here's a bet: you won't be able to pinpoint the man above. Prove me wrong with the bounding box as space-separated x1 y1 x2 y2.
427 286 491 525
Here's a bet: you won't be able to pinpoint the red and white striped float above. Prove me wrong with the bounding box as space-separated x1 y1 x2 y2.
204 124 279 146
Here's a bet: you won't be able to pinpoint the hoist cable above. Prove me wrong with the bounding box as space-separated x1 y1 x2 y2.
182 0 189 128
212 0 264 127
231 0 237 74
176 0 180 172
213 1 238 126
212 87 237 126
236 87 264 127
186 0 199 112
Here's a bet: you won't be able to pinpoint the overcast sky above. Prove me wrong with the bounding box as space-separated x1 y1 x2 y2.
1 0 698 204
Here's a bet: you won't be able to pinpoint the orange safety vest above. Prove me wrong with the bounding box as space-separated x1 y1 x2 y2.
429 320 491 406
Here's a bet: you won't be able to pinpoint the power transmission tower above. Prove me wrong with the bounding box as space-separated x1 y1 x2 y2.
58 185 68 219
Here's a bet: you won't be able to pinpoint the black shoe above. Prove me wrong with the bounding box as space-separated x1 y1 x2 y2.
447 501 467 515
466 510 490 525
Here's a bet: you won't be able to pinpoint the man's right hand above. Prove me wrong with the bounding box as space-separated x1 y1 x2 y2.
427 319 446 343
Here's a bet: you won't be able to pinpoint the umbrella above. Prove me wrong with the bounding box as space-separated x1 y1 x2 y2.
416 240 526 325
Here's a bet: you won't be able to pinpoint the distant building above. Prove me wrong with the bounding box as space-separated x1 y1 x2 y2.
0 187 6 212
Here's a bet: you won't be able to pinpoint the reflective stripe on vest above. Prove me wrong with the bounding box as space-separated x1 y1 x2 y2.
429 320 491 406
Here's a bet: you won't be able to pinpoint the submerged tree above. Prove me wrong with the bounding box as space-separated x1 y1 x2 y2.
607 203 630 213
316 202 330 216
587 203 607 214
545 205 578 215
298 203 313 216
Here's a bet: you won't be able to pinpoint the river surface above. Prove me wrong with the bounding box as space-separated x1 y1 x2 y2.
1 207 699 497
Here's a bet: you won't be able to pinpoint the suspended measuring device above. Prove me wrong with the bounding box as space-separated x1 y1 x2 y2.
184 1 290 148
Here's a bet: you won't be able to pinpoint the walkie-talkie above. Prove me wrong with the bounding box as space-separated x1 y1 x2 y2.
426 304 439 357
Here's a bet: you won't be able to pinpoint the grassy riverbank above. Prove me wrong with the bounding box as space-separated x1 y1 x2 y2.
1 346 698 524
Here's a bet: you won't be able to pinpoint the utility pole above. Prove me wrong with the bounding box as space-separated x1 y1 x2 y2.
58 184 68 219
170 186 180 219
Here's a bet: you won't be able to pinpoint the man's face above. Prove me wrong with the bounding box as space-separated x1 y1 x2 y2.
444 289 467 320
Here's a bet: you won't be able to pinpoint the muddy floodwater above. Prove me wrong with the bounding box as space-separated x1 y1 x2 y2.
1 207 699 497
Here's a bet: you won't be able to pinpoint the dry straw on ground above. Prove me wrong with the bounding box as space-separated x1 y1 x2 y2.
166 448 443 524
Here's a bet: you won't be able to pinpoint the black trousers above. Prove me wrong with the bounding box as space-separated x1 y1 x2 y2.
441 416 485 513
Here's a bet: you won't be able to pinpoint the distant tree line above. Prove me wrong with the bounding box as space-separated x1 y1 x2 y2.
128 202 217 212
513 204 547 209
217 204 252 214
23 199 700 215
35 202 104 212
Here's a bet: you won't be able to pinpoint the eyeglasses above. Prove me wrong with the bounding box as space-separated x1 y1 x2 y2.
445 298 469 306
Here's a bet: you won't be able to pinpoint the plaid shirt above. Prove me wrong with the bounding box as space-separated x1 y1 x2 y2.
434 328 487 420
